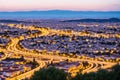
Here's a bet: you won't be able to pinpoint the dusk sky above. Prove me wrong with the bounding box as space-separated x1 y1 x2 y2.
0 0 120 11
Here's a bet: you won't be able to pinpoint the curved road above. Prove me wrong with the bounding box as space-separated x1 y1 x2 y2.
0 24 117 80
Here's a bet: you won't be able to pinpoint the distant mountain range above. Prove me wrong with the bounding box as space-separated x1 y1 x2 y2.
0 10 120 19
62 18 120 22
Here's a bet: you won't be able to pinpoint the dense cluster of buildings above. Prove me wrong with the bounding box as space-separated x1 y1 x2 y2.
21 33 120 56
52 61 80 72
0 21 120 79
0 58 32 80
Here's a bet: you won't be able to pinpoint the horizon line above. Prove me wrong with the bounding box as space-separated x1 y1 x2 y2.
0 9 120 12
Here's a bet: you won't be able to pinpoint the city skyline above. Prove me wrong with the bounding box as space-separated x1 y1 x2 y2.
0 0 120 11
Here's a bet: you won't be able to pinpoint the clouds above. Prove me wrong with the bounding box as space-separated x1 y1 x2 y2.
0 0 120 11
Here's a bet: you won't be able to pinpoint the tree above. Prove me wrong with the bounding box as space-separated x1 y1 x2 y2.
96 69 109 80
20 55 25 61
30 67 67 80
110 64 120 80
0 52 4 55
72 64 120 80
31 58 38 69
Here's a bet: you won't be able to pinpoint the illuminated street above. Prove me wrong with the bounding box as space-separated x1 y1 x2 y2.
0 21 119 80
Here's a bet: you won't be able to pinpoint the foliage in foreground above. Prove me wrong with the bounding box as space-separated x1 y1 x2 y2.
30 66 67 80
72 64 120 80
30 64 120 80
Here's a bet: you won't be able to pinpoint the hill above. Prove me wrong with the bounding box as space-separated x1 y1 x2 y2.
0 10 120 19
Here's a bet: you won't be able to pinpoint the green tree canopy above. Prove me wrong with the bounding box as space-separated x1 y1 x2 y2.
30 66 67 80
72 64 120 80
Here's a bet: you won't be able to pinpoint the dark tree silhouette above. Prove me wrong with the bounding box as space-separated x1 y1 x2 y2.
30 67 67 80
